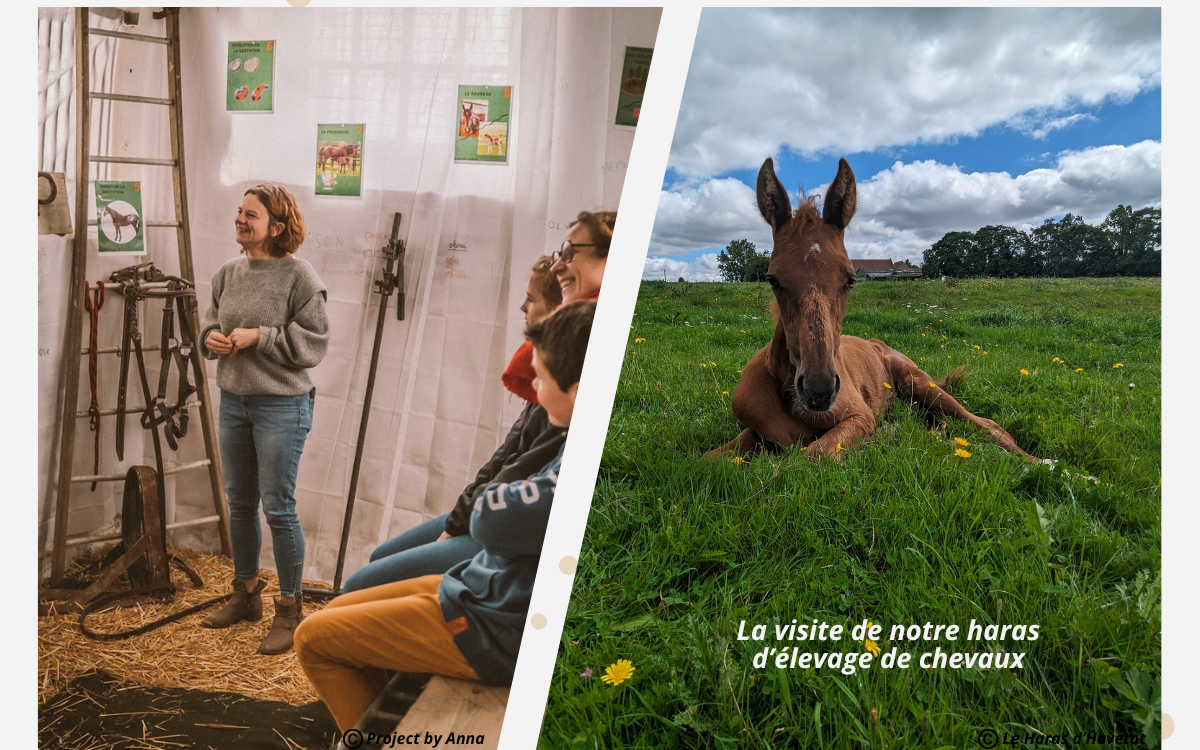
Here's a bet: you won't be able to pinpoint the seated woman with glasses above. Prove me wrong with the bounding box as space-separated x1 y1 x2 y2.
550 210 616 303
341 211 616 594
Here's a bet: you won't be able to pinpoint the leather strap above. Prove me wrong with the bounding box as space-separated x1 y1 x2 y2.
84 281 106 490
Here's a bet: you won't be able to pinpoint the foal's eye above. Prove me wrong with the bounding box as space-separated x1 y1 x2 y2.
766 275 781 291
845 277 856 290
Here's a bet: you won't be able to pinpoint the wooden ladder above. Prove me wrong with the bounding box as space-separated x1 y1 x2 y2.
48 8 231 586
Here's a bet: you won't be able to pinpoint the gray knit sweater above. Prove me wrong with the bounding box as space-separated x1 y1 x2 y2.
199 256 330 396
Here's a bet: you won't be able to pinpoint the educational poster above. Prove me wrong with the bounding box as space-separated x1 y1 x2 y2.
95 181 145 255
315 124 364 197
615 46 652 128
226 40 274 112
455 85 511 164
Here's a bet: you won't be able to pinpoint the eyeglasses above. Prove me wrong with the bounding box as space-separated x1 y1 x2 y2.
551 240 598 265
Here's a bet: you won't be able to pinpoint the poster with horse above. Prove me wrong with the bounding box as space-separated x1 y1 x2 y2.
94 181 144 255
615 46 652 128
314 124 364 197
455 85 511 164
226 40 274 112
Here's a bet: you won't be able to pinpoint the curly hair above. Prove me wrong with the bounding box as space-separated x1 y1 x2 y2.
530 255 563 308
244 183 306 257
569 210 617 259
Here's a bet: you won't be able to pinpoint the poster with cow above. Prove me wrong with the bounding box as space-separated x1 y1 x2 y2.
226 40 274 112
314 124 364 197
455 85 511 164
94 181 145 255
615 46 652 128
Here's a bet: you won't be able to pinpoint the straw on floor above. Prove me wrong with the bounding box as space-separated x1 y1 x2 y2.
39 547 331 707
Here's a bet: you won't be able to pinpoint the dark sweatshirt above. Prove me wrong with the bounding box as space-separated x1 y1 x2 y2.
439 443 563 685
443 402 567 537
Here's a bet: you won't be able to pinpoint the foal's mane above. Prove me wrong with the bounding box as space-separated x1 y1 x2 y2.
773 197 823 254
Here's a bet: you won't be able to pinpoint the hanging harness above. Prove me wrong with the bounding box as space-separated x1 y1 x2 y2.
84 280 106 490
112 263 201 458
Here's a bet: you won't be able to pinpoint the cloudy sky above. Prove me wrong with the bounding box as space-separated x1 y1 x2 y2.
644 8 1161 281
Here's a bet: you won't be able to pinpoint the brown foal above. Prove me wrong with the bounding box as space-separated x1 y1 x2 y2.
706 157 1034 462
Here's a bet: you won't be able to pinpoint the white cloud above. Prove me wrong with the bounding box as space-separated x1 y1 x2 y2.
642 253 723 282
847 140 1161 233
672 8 1160 176
1018 113 1098 140
648 178 771 256
649 141 1161 265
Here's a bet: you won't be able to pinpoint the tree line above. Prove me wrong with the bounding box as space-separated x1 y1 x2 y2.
921 205 1160 279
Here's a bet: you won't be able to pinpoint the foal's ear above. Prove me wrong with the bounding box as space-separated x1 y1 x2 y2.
823 158 857 230
756 157 791 233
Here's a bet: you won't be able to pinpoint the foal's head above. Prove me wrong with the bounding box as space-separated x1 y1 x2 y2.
757 157 858 413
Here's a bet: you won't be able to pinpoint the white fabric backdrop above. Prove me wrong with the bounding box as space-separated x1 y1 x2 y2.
37 7 661 584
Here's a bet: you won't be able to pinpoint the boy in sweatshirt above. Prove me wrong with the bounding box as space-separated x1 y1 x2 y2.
294 300 595 733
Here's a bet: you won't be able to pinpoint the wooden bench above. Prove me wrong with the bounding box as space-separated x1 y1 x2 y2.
340 674 510 749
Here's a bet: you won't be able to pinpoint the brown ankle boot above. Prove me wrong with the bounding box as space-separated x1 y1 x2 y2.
201 578 264 629
258 594 304 655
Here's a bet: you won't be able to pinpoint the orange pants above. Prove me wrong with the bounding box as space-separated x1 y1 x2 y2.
293 574 480 732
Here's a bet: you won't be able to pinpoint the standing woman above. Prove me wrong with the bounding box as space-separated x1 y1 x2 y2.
199 183 329 655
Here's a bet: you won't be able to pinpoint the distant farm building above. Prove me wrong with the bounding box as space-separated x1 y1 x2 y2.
851 259 923 281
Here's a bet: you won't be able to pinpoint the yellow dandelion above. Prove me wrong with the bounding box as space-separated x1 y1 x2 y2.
928 381 936 388
883 383 892 389
737 370 743 374
982 351 988 355
730 456 744 466
1020 369 1029 376
601 659 635 686
947 355 952 359
940 345 945 349
700 363 707 368
741 330 747 333
634 337 645 344
1052 357 1062 363
711 361 717 367
836 443 843 453
922 333 926 337
954 437 970 447
721 391 729 395
1075 368 1083 372
955 448 972 459
860 622 881 657
974 345 980 350
1113 363 1124 369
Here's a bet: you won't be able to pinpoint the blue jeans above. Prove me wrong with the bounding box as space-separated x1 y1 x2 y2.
342 512 483 593
219 389 314 598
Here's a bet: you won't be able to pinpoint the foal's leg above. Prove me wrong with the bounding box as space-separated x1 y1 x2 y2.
704 428 763 459
705 352 813 459
884 349 1035 460
802 411 877 461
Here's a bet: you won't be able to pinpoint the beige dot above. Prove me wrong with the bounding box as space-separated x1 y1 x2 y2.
1162 713 1174 740
286 0 311 6
559 555 578 575
530 613 547 629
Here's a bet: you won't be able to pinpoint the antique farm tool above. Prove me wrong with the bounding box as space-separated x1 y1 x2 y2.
307 213 406 599
84 280 105 490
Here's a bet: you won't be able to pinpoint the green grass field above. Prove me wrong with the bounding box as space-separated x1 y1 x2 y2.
540 278 1161 749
